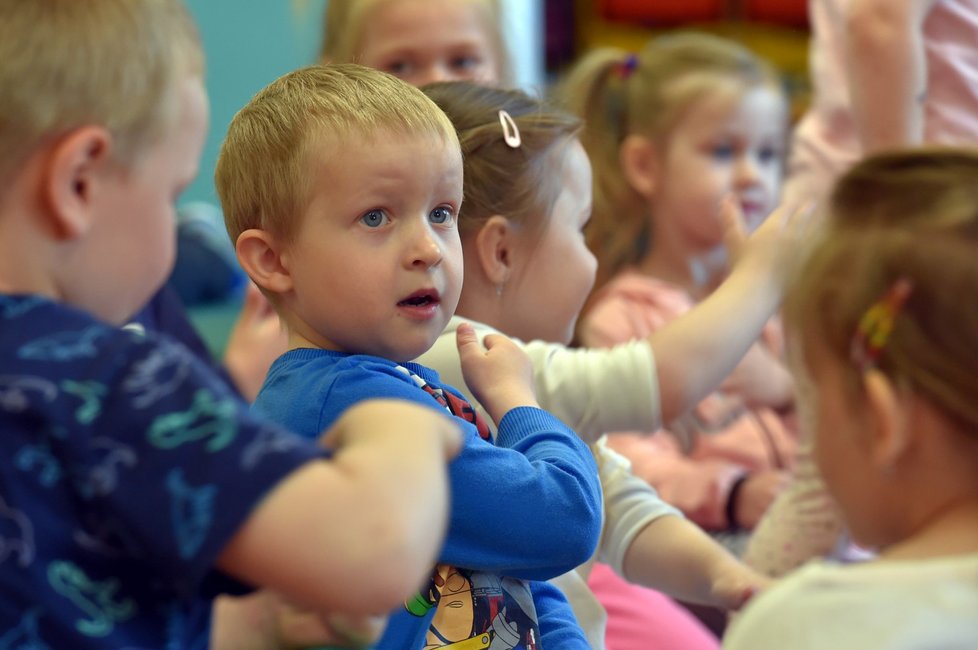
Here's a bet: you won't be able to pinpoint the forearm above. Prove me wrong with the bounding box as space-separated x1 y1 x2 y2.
622 515 756 607
846 0 936 152
650 260 781 424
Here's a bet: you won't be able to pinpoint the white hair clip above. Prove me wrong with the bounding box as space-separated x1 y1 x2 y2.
498 109 521 148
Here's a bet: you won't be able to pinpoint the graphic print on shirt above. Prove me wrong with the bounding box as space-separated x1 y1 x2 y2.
48 560 136 637
396 366 541 650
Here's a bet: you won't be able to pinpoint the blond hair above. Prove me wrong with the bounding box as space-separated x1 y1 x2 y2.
786 148 978 434
421 82 581 240
0 0 202 190
216 63 458 244
556 31 784 294
319 0 513 85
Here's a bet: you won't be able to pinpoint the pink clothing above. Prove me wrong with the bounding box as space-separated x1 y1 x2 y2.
587 562 719 650
784 0 978 204
579 270 797 531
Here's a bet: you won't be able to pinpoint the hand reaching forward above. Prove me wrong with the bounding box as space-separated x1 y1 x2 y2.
456 322 538 425
722 195 818 291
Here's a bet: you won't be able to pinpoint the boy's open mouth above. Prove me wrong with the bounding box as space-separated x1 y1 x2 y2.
398 290 439 307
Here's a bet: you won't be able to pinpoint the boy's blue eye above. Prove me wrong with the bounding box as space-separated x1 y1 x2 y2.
360 210 389 228
429 206 453 225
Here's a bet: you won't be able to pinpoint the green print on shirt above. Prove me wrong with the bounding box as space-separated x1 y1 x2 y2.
48 561 135 637
147 389 238 452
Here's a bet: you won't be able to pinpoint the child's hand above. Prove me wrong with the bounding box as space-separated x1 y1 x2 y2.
456 322 538 424
723 196 817 290
732 469 792 530
223 283 289 402
709 566 772 612
212 591 387 649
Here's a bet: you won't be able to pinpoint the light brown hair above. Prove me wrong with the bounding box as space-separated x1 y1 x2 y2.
216 63 458 244
319 0 512 85
0 0 203 192
785 148 978 433
556 31 784 294
421 81 581 240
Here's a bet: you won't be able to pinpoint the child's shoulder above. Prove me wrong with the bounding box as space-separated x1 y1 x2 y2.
255 348 453 434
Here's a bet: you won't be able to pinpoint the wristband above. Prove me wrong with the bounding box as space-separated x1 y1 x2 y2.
725 474 750 530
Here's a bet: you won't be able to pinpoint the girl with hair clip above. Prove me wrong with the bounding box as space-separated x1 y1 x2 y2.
319 0 511 88
558 33 798 560
415 81 815 650
725 148 978 649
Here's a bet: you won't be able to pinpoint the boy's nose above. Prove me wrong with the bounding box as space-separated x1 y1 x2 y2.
408 228 443 269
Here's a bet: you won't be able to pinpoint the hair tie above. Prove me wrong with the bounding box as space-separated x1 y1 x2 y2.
498 109 521 148
617 53 638 79
850 277 913 372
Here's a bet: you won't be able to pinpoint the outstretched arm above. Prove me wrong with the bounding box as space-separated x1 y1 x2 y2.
846 0 940 153
645 200 812 424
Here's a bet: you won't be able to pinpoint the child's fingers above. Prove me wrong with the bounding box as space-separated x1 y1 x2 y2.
720 195 748 261
455 322 484 360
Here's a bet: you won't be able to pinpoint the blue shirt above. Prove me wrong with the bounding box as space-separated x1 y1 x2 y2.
0 295 325 648
255 348 602 649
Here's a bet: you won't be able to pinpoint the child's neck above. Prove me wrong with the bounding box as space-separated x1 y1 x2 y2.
880 496 978 561
636 244 724 298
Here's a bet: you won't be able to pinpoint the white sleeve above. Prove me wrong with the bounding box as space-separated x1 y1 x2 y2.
593 438 682 574
420 318 661 442
522 338 661 443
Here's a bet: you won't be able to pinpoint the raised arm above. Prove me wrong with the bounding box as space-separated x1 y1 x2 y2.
642 200 811 424
846 0 940 153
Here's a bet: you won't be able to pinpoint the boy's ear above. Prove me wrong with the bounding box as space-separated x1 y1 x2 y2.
44 126 112 240
236 229 294 294
619 134 659 200
472 215 514 286
863 370 911 471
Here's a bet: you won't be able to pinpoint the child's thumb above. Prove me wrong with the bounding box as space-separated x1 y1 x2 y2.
455 322 481 356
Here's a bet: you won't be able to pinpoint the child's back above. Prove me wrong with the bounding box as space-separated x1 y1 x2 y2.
0 2 461 646
725 148 978 649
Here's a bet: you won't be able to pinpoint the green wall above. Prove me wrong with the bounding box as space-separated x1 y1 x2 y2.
183 0 327 207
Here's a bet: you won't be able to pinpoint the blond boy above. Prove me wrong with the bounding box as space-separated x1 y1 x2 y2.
0 1 461 647
217 63 602 649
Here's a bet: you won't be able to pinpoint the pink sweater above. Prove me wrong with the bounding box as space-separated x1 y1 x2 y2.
580 270 797 530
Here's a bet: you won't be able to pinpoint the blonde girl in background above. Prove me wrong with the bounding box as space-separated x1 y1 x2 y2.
415 81 814 650
725 148 978 649
320 0 510 87
559 33 798 560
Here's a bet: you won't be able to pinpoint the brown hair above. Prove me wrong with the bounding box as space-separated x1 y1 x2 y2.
421 81 581 240
556 31 784 294
319 0 512 85
216 63 458 245
785 148 978 433
0 0 203 192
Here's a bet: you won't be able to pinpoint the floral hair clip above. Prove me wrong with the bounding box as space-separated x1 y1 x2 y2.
498 109 521 148
850 277 914 372
617 53 638 79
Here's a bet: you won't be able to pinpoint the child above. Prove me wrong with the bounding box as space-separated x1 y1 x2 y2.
216 63 603 650
559 32 797 548
320 0 511 87
724 148 978 648
0 1 463 647
416 80 798 650
744 0 978 579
